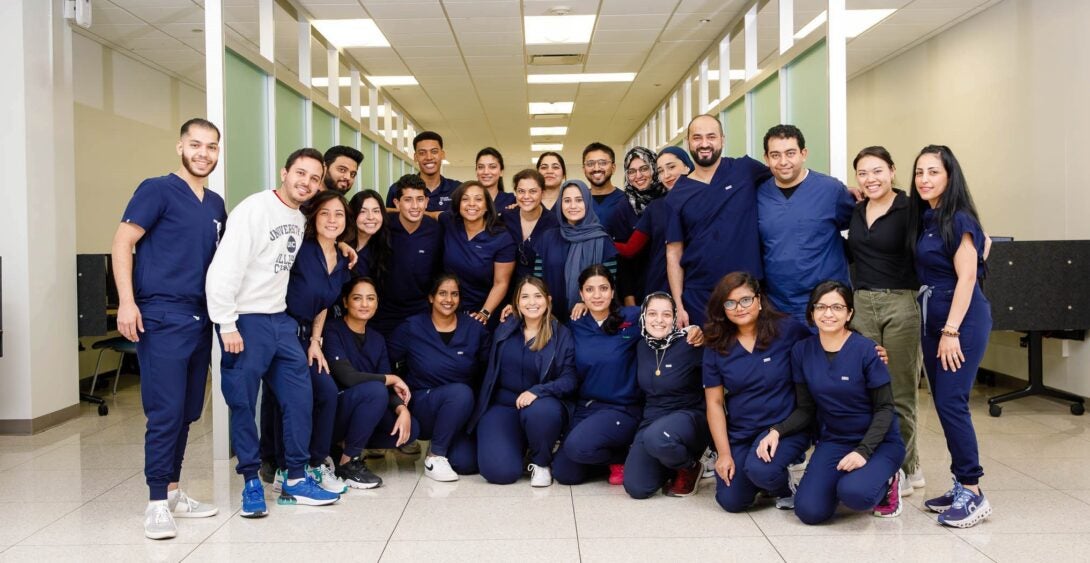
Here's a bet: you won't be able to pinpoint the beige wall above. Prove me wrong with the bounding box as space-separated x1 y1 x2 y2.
847 0 1090 396
72 33 205 379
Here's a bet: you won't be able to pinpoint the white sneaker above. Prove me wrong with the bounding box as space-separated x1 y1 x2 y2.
169 490 218 518
309 463 349 494
699 448 717 479
529 463 552 487
144 500 177 540
908 467 926 489
424 455 459 482
899 471 915 497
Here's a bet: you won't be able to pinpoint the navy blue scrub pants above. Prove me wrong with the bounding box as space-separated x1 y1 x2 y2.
476 397 567 485
624 410 710 499
793 437 905 525
333 380 420 457
138 309 211 501
413 383 478 474
219 313 313 481
552 402 641 485
921 295 990 486
714 430 811 512
260 340 340 469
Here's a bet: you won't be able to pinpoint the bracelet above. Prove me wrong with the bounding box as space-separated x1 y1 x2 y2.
940 328 960 337
310 336 323 346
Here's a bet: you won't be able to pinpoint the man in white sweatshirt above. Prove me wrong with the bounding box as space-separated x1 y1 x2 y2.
206 147 340 517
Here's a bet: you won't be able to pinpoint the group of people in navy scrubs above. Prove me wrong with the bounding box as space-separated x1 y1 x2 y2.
112 115 994 541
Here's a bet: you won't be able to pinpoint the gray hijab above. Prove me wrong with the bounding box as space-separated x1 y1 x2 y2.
555 180 612 308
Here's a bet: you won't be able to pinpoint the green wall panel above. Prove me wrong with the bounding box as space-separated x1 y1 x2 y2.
339 122 357 149
359 136 377 192
311 106 335 154
724 100 746 158
377 146 391 190
787 40 830 174
275 80 305 175
750 74 781 158
224 50 268 208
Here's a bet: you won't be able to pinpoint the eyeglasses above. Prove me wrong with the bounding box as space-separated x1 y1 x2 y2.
584 159 612 169
626 165 651 176
724 296 757 310
813 303 849 314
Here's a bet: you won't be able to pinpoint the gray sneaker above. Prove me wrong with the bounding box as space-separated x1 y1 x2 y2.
144 500 177 540
169 490 218 518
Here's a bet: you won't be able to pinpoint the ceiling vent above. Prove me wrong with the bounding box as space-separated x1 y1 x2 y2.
529 53 584 66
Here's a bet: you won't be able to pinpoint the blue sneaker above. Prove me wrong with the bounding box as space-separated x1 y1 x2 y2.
278 474 340 506
924 479 961 513
938 486 992 528
240 478 268 519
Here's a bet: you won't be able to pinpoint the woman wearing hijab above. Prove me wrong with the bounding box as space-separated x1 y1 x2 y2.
623 292 708 499
622 147 666 216
533 180 618 322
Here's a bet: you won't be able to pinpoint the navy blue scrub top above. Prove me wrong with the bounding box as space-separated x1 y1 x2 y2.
387 313 490 390
637 338 704 424
385 175 461 212
915 209 989 334
702 317 812 442
372 213 442 334
121 173 227 315
791 331 894 444
666 156 772 288
633 198 671 294
501 207 559 283
352 243 373 279
569 306 642 405
757 170 855 320
592 188 638 242
492 191 516 211
323 318 391 388
496 337 539 406
286 238 352 326
534 228 618 321
439 212 517 313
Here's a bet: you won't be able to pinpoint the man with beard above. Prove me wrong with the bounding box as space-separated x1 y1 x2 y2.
323 145 364 193
206 148 341 519
384 131 461 212
112 118 226 540
665 115 772 327
582 142 638 304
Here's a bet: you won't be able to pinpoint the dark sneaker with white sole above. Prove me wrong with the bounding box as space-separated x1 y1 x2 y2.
336 456 383 489
938 486 992 528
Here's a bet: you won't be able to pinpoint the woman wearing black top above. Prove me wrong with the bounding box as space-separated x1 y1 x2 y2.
847 146 923 496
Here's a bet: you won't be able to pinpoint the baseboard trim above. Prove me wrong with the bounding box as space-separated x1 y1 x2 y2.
0 403 81 435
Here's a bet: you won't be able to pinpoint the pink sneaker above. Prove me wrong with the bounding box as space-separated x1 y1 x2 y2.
608 464 625 486
874 469 904 518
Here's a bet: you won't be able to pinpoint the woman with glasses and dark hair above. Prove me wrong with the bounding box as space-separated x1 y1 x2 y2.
909 145 992 528
622 292 707 500
702 272 812 513
501 169 559 284
765 280 905 525
536 151 567 210
439 181 516 327
476 147 516 210
622 146 665 216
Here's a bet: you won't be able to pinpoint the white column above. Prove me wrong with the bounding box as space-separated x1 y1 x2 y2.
827 0 847 182
682 77 693 125
368 87 379 134
779 0 793 123
350 70 361 122
718 35 730 103
744 4 758 80
259 0 276 182
326 47 338 107
669 91 679 136
298 17 312 145
698 59 709 112
0 0 79 431
383 100 393 143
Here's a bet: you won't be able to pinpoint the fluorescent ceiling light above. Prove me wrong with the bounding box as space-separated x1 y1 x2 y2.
366 75 418 87
531 127 568 136
528 73 635 84
531 157 540 165
532 143 563 151
794 9 896 40
524 15 596 45
340 105 398 118
529 102 574 114
312 19 389 48
707 70 748 81
442 159 450 165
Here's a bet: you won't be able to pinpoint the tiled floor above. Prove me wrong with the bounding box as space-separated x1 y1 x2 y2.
1 379 1088 562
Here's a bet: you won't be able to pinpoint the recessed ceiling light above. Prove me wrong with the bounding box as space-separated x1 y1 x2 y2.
312 19 390 48
529 102 574 114
531 126 568 136
527 73 635 84
532 143 563 151
524 15 596 45
366 75 418 87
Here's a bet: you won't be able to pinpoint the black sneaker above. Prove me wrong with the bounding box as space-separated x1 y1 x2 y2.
259 458 277 484
336 456 383 489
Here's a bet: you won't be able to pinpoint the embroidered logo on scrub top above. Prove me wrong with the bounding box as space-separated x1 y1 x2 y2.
841 376 850 381
456 351 464 355
665 364 672 368
419 249 426 254
763 357 771 363
725 185 734 191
